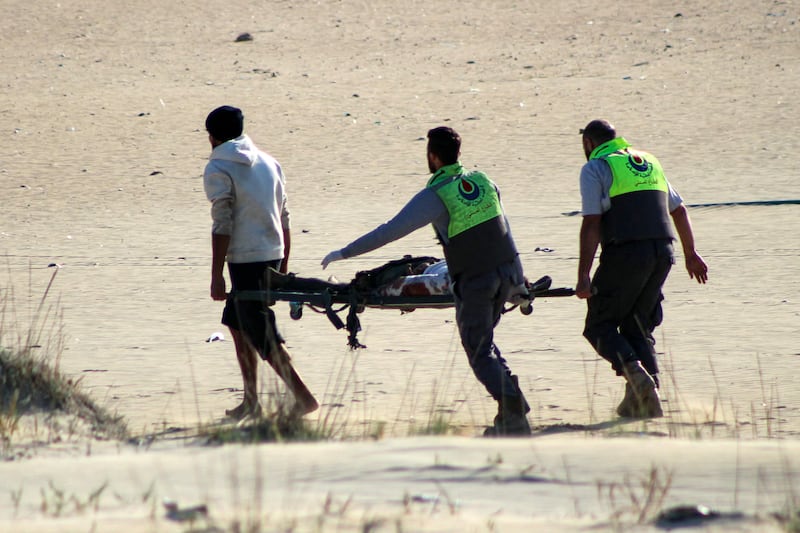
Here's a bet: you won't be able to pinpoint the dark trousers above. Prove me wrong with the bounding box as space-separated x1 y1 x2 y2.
452 262 524 406
583 239 674 378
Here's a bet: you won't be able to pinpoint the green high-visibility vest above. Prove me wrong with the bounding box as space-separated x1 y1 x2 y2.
590 137 668 197
427 163 503 238
590 137 674 244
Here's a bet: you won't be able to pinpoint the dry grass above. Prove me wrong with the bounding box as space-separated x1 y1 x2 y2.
3 269 799 532
0 268 127 455
597 465 674 529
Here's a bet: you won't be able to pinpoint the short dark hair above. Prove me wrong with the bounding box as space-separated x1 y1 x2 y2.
206 105 244 142
427 126 461 165
580 119 616 145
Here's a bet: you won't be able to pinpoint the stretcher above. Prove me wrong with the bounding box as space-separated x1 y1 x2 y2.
233 256 575 349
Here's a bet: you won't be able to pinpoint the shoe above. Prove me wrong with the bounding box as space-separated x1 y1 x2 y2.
616 383 637 417
510 375 531 414
483 413 532 437
620 361 663 418
483 393 532 437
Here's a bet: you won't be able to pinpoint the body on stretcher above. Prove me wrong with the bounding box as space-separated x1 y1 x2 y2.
233 256 575 348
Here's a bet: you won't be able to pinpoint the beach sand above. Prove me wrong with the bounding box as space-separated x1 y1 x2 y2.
1 0 799 530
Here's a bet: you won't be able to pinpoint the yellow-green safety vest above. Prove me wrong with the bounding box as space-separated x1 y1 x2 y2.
590 137 674 244
427 164 503 238
590 137 669 197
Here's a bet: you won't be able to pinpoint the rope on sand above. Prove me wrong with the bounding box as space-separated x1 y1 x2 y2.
561 199 800 216
687 199 800 208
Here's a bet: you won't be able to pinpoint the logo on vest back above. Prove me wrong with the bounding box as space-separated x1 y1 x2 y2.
626 153 657 186
627 153 651 174
457 177 484 204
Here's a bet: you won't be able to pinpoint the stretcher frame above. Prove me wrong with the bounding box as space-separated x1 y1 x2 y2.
233 267 575 349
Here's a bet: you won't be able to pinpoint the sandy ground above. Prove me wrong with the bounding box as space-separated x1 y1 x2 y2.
1 0 799 530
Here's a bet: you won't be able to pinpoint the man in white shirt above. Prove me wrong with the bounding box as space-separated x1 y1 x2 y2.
203 105 317 420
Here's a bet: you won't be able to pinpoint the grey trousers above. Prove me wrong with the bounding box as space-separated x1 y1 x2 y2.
452 262 524 405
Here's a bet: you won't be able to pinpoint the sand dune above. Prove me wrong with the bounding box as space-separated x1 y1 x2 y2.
1 0 799 530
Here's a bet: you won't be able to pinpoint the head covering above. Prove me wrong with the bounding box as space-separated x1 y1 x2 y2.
205 105 244 142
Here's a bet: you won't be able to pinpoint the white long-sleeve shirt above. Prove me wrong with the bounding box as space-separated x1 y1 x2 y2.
203 135 290 263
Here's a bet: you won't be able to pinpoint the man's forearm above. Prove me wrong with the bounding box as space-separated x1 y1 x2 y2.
670 204 696 254
670 203 709 283
281 228 291 273
211 233 230 277
578 215 601 277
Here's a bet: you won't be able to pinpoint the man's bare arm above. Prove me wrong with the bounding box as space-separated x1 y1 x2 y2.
577 215 602 298
281 228 291 274
670 204 708 284
211 233 230 300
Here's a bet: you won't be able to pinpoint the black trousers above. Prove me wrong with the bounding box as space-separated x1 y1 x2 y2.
223 261 284 357
583 239 674 378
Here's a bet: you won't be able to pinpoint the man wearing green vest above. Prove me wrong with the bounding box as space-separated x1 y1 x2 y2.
322 126 532 436
577 119 708 418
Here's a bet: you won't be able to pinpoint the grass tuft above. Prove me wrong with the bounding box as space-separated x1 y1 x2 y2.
0 347 127 441
200 411 327 445
1 268 127 452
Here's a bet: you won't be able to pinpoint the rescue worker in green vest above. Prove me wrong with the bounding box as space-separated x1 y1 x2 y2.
322 126 532 436
577 119 708 418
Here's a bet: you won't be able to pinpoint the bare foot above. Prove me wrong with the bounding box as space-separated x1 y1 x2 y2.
289 396 319 418
225 401 263 421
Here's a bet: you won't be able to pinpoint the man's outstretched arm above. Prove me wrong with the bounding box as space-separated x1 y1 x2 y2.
322 189 445 269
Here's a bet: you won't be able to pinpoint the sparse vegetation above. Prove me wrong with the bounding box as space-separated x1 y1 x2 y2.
597 465 674 529
0 269 127 455
198 409 326 444
0 268 797 533
39 480 108 518
411 414 455 436
0 347 127 443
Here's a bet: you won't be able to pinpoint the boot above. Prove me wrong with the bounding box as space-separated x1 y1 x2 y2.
510 374 531 414
616 383 637 418
620 361 663 418
483 395 532 437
